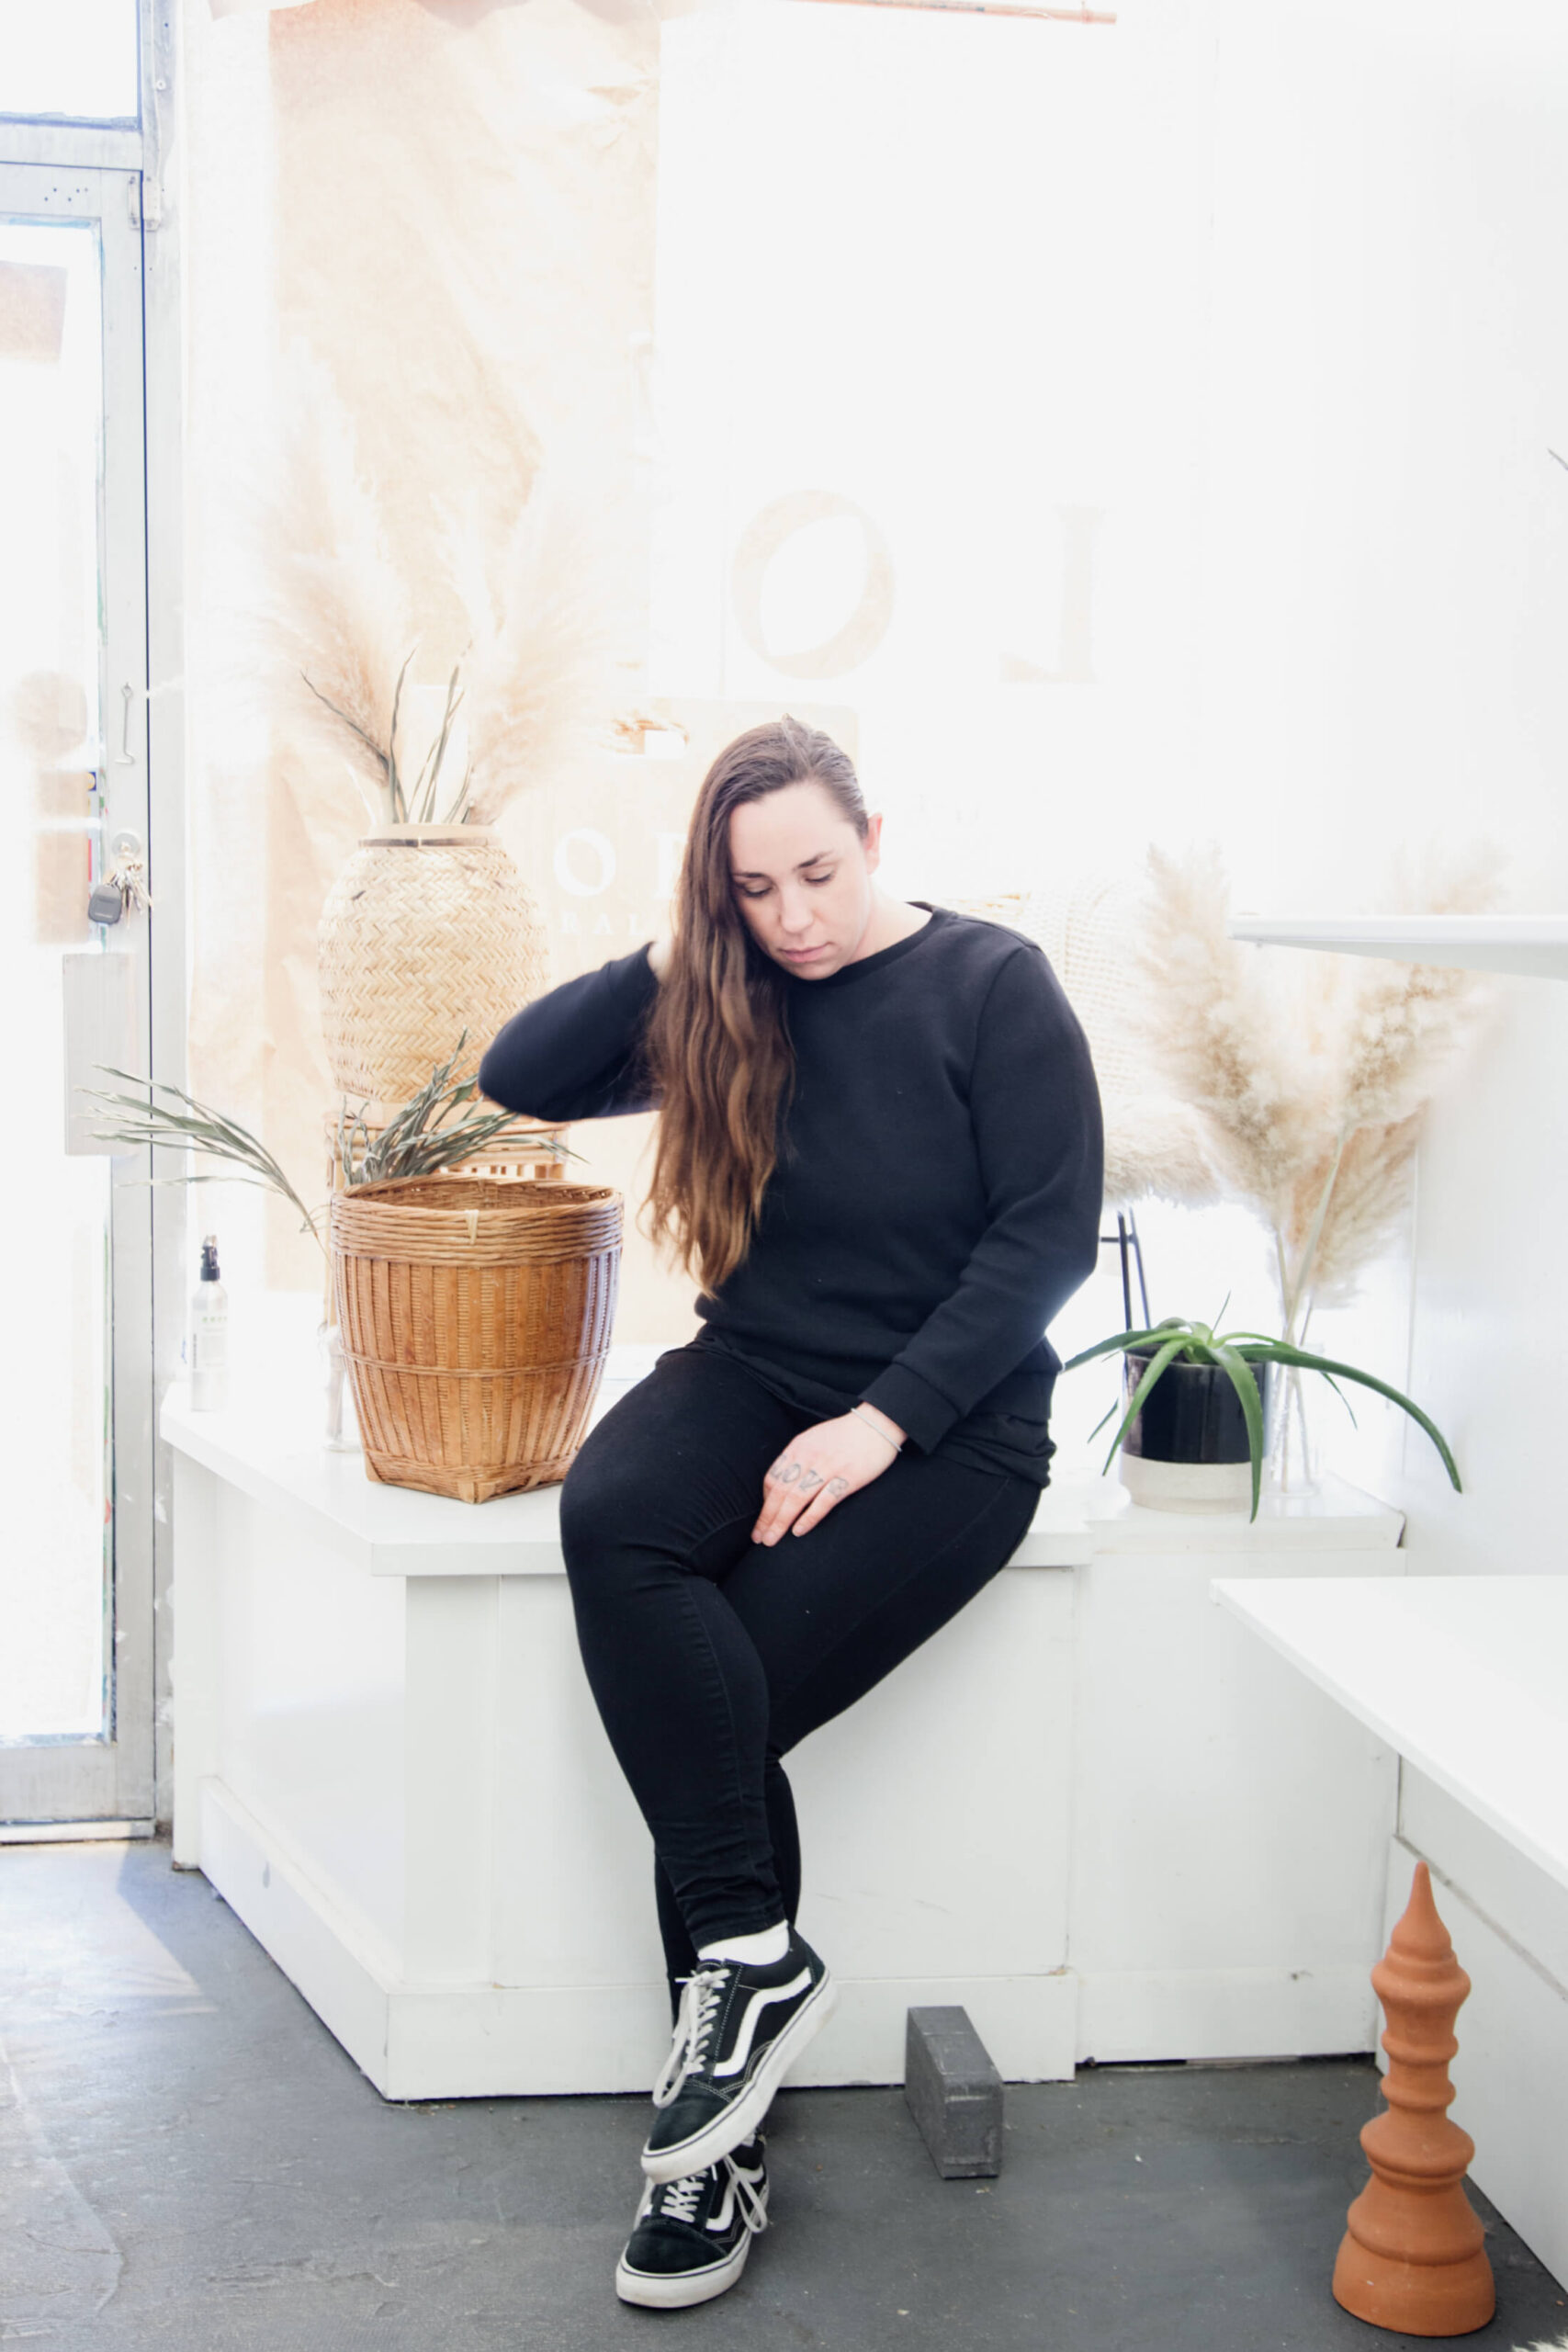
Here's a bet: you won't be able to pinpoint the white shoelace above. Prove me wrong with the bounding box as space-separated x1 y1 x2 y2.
652 2149 769 2236
651 1964 730 2109
660 2171 705 2224
727 2150 769 2235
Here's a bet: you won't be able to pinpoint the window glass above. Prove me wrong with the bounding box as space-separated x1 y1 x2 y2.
0 215 112 1738
0 1 140 123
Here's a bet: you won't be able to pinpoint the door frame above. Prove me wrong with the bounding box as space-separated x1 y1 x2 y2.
0 0 186 1835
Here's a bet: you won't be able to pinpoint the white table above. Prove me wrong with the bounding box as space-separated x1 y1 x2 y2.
1213 1575 1568 1893
162 1333 1408 2100
1213 1570 1568 2288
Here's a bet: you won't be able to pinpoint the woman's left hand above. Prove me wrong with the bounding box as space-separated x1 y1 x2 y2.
750 1406 907 1545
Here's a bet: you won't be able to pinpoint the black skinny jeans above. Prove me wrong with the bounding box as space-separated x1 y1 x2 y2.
558 1343 1042 1993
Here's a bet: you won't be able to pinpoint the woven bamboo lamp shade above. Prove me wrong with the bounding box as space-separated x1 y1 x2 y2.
318 826 547 1104
331 1177 622 1502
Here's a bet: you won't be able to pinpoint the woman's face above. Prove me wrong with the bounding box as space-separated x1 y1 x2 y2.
727 779 882 979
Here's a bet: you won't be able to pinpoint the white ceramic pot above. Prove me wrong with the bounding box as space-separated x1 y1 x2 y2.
1118 1453 1253 1514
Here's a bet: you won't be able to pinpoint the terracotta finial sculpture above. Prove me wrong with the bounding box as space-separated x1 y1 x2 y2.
1332 1860 1495 2335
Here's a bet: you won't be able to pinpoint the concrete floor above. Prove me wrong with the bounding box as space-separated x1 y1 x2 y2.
1 1842 1563 2352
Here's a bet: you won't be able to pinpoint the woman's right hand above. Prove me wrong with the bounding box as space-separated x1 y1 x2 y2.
647 935 672 980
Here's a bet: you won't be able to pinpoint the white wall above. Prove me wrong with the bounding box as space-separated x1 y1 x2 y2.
1202 0 1568 910
650 0 1224 903
1195 1 1568 1563
647 0 1568 1503
651 0 1568 896
189 0 1568 1522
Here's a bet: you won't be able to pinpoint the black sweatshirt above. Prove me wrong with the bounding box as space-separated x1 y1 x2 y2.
477 902 1104 1485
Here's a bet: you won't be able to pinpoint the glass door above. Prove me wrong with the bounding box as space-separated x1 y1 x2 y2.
0 160 154 1830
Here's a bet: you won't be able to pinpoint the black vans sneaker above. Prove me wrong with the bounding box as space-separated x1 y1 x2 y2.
615 2135 769 2309
640 1928 835 2183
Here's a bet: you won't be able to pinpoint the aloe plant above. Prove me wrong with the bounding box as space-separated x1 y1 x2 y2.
1063 1315 1461 1522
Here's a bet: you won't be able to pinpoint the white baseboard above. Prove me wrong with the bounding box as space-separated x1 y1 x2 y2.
791 1969 1077 2088
197 1779 1077 2098
0 1818 154 1844
199 1779 402 2086
198 1781 1386 2096
1075 1965 1379 2064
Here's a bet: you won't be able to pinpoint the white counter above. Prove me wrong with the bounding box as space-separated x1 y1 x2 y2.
163 1339 1408 2100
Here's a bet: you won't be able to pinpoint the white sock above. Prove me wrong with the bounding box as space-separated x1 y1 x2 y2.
698 1921 790 1967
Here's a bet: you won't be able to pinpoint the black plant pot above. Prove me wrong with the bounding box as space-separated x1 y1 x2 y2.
1119 1351 1277 1513
1122 1351 1276 1462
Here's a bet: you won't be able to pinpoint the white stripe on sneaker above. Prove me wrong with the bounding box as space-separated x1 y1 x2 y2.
711 1967 812 2079
641 1973 836 2183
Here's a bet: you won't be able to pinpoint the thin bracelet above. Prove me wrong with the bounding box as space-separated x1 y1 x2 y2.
851 1404 903 1455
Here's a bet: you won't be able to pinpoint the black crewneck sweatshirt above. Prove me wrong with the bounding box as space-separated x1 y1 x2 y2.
477 903 1104 1485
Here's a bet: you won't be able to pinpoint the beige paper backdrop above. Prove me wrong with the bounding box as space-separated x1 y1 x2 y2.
178 0 1164 1370
183 0 829 1340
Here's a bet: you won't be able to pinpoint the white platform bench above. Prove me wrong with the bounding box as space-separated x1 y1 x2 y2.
161 1323 1406 2103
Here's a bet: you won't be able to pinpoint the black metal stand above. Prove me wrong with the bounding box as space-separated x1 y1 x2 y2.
1100 1207 1150 1331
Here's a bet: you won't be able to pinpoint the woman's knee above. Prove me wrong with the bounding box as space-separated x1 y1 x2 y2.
558 1441 643 1576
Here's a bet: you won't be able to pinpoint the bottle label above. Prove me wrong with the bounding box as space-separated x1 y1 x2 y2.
192 1316 227 1368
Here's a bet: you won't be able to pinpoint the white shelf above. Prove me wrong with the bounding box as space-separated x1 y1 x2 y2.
1226 913 1568 979
1213 1573 1568 1893
160 1328 1403 1577
161 1347 1090 1575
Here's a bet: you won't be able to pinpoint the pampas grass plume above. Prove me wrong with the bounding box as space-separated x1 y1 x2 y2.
430 473 617 824
248 340 413 817
1137 836 1505 1334
239 342 617 827
1334 838 1506 1131
1135 842 1329 1213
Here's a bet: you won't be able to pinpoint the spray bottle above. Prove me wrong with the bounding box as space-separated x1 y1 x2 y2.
190 1233 230 1412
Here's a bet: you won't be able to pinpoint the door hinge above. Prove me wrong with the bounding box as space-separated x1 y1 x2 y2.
130 176 164 231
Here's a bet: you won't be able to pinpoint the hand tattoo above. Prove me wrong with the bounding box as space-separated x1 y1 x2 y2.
764 1458 848 1509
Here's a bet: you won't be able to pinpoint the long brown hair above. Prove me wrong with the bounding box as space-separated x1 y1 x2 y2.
644 714 867 1294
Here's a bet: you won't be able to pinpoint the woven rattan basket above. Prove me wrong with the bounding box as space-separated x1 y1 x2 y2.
318 827 547 1103
331 1177 622 1503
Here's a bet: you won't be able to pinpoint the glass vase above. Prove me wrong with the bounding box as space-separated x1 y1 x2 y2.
1265 1360 1321 1497
317 1318 360 1452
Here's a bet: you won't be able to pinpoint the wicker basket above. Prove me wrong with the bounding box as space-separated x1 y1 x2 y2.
331 1177 622 1503
318 826 547 1104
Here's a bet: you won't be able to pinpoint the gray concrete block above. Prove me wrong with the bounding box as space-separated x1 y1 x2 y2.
904 2004 1004 2178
